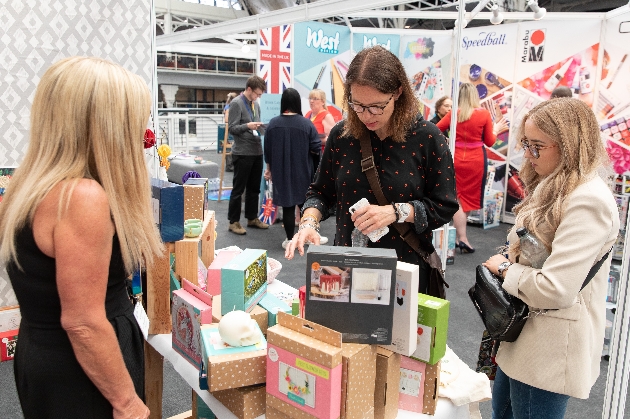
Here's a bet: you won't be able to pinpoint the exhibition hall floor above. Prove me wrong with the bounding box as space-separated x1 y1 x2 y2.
0 149 625 418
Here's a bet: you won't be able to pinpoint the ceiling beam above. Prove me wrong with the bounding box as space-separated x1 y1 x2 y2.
155 0 248 21
156 0 411 46
345 10 606 20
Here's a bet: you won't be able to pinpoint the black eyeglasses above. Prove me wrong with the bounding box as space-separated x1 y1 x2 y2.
521 140 557 159
348 94 395 116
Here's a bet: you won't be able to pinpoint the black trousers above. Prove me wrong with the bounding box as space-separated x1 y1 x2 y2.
228 154 263 223
282 204 303 240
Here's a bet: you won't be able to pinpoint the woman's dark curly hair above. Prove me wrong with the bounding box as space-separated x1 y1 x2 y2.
342 46 420 143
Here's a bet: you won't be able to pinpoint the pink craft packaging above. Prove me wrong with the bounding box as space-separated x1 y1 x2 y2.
206 249 241 295
397 355 440 415
172 279 214 369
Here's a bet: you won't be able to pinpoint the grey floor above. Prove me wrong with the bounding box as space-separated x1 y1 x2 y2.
0 148 627 418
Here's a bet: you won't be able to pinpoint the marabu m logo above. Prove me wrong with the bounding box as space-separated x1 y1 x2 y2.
521 29 545 62
306 27 340 54
461 32 507 50
363 35 391 51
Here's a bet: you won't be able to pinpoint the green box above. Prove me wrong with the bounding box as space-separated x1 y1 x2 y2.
258 293 292 326
221 249 267 315
410 293 450 365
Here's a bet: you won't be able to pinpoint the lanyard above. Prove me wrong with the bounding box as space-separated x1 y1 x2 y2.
241 93 256 120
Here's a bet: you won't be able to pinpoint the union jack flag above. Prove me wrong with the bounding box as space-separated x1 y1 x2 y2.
259 25 292 94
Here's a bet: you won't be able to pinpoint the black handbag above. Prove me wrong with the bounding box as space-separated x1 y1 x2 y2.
468 250 611 342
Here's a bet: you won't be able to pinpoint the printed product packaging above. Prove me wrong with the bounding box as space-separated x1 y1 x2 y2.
0 329 18 362
212 294 269 336
151 178 184 242
212 384 266 419
410 293 450 365
172 279 213 369
340 343 377 419
266 312 343 419
221 249 267 315
183 177 209 221
207 249 242 296
199 323 267 392
374 347 400 419
258 292 292 327
381 262 419 356
398 356 440 415
305 246 397 344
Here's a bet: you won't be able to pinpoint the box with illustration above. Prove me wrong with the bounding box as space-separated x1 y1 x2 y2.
305 246 397 344
398 356 440 415
221 249 268 315
266 312 343 419
410 293 450 365
199 323 267 392
172 279 213 369
374 347 400 419
381 262 419 356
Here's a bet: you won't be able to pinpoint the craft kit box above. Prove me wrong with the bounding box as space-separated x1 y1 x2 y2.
0 329 18 362
398 356 440 415
199 323 267 392
151 178 184 242
381 262 419 356
172 280 214 369
259 292 292 327
212 384 266 419
374 347 400 419
221 249 267 315
305 246 397 344
0 306 21 333
207 249 242 296
266 312 343 419
410 294 450 365
212 295 269 336
183 177 209 221
340 343 377 419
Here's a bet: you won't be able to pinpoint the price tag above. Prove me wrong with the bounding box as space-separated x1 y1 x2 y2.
133 302 150 340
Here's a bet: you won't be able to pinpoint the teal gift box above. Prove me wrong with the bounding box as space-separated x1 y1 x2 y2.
221 249 268 316
410 293 450 365
258 293 292 326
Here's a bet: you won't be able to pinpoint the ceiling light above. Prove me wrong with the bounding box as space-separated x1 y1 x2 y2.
241 41 250 53
490 4 504 25
454 18 469 28
527 0 546 20
404 25 410 28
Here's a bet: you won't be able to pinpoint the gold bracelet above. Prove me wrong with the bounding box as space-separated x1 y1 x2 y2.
300 215 319 225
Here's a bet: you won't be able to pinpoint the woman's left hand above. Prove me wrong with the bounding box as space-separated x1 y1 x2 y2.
482 254 510 276
351 204 397 236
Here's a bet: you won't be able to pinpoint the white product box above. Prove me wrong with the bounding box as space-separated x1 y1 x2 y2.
381 262 419 356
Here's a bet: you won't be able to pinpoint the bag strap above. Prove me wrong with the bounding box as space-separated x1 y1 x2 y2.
580 248 612 292
358 133 431 260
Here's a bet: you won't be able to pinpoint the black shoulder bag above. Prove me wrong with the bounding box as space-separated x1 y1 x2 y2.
358 133 449 299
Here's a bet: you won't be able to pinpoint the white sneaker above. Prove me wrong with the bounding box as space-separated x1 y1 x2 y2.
282 239 291 249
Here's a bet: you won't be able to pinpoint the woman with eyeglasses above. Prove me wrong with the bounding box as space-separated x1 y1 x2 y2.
285 46 459 295
482 98 619 419
436 83 504 253
305 89 336 153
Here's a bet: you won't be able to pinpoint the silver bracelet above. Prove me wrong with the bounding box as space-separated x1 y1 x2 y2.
298 222 319 233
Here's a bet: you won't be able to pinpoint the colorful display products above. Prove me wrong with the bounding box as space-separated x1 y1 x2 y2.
411 293 450 365
221 249 268 315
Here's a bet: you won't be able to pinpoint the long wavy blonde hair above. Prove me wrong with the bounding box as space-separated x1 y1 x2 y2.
457 83 481 123
510 98 609 254
0 56 164 273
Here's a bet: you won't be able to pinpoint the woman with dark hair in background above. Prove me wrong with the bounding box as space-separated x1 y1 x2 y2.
430 95 452 125
222 92 238 171
285 46 458 294
264 88 328 249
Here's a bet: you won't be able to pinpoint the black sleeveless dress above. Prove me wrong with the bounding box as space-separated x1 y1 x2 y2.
6 225 144 419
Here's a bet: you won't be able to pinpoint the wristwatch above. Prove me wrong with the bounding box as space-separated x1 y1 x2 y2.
396 203 411 223
497 261 512 278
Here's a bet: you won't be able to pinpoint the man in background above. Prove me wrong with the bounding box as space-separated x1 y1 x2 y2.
227 76 269 235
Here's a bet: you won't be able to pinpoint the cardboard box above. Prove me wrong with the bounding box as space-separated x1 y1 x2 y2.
0 329 18 362
374 347 400 419
172 280 214 369
174 210 216 286
266 405 293 419
259 292 292 327
151 178 184 242
184 177 209 221
212 294 269 336
221 249 268 315
305 246 397 344
207 249 242 296
410 294 450 365
266 312 343 419
381 262 419 356
0 306 20 333
212 384 266 419
340 344 377 419
200 323 267 392
398 356 440 415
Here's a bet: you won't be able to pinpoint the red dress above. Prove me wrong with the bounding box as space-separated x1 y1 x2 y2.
436 109 495 212
305 109 330 153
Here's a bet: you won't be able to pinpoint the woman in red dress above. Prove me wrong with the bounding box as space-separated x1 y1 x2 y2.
436 83 498 252
305 89 336 153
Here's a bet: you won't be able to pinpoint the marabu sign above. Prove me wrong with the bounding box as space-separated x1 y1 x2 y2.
521 29 546 62
461 31 507 50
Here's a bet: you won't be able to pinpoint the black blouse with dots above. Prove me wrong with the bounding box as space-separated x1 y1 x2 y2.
303 117 458 281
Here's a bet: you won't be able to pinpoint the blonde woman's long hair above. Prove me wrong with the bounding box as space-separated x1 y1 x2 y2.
457 83 481 123
510 98 609 254
0 56 164 273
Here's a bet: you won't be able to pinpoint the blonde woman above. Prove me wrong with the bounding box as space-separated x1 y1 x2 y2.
483 99 619 419
0 57 164 418
436 83 500 252
305 88 336 152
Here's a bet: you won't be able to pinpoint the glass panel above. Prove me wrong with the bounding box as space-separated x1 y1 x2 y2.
197 57 216 72
217 58 236 73
176 54 196 71
236 60 254 74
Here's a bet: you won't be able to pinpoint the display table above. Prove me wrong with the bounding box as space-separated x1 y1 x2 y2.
147 279 470 419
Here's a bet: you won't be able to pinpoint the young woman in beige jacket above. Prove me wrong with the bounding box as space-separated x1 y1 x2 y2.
483 98 620 419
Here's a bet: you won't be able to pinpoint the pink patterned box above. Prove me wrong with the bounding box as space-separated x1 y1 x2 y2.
397 355 440 415
266 312 343 419
207 249 241 295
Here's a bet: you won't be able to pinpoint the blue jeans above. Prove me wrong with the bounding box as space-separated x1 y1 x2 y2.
492 366 570 419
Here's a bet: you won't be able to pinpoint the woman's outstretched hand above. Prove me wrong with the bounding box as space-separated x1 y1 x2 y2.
285 226 320 260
